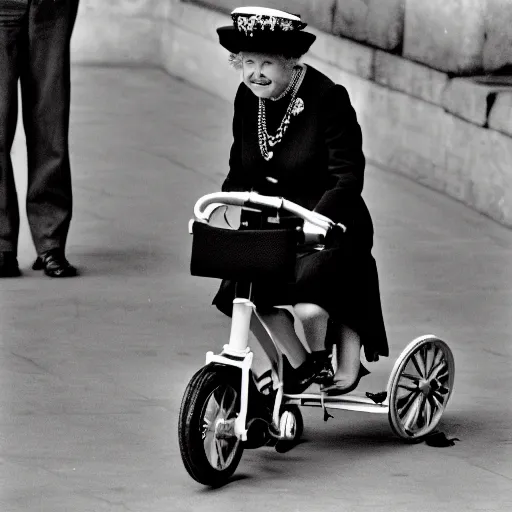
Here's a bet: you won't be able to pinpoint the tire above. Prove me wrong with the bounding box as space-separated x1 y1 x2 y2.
388 335 455 442
178 365 244 486
274 404 304 453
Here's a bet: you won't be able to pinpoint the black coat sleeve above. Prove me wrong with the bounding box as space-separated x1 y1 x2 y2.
313 85 366 223
221 83 247 192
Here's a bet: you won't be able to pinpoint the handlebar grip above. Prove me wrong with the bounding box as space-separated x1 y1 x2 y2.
302 221 327 244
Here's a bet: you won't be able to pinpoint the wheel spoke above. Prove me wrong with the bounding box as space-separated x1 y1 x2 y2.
203 402 216 427
436 385 450 395
421 344 429 373
421 394 431 427
424 396 433 426
398 382 419 392
427 345 441 376
208 390 222 420
436 369 450 384
401 372 421 384
432 390 447 405
223 388 237 418
218 388 229 414
416 395 427 429
397 390 420 418
425 344 436 376
403 395 422 432
215 439 227 469
410 351 427 378
207 432 219 468
428 358 447 380
431 391 445 409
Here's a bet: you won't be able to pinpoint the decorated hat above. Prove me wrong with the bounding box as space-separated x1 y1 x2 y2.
217 6 316 57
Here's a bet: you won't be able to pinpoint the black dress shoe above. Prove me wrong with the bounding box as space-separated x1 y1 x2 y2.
283 356 325 394
311 350 335 385
33 250 78 278
0 252 21 277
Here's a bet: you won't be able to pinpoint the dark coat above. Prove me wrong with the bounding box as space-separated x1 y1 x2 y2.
213 65 388 361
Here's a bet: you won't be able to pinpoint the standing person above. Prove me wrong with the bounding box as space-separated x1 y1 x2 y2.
213 6 389 394
0 0 79 278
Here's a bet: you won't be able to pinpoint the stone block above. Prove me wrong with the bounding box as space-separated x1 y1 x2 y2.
441 78 512 126
72 13 161 66
307 27 374 79
403 0 485 74
302 56 354 91
186 0 336 33
79 0 162 18
482 0 512 73
488 92 512 138
171 2 230 42
480 130 512 225
359 84 512 226
374 50 448 105
359 84 447 188
332 0 404 51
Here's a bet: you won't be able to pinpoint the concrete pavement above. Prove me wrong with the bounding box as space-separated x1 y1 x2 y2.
1 66 511 511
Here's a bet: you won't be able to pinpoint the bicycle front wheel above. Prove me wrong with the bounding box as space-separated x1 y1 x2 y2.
178 365 244 486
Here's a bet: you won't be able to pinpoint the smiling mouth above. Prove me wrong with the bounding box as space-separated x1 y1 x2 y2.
251 80 271 86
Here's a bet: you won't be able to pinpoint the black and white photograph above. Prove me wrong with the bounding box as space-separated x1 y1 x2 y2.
1 1 511 510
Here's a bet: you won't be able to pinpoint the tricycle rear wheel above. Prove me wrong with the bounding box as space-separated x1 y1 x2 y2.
388 335 455 442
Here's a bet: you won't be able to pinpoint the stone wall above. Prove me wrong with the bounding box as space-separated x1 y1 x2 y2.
193 0 512 75
70 0 512 227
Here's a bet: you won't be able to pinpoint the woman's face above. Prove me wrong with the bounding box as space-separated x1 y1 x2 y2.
241 52 294 99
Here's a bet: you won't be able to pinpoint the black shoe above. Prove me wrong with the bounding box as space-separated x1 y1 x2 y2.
311 351 335 385
283 356 325 394
0 252 21 277
33 249 78 278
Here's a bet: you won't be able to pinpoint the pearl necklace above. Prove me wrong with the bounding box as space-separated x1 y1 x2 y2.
269 68 298 102
257 66 306 161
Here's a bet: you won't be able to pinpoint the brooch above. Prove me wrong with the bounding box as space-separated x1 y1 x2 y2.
291 98 304 116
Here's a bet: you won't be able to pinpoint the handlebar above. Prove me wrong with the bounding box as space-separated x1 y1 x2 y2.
193 192 345 238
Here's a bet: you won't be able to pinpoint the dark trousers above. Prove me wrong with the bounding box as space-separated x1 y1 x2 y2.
0 0 79 255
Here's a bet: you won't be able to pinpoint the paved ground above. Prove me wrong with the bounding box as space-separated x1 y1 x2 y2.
1 66 511 512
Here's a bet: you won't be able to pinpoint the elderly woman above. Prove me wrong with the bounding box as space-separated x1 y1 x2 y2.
213 7 388 395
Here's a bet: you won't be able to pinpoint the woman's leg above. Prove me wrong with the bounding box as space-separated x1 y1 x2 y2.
293 303 329 353
253 308 308 369
331 323 362 387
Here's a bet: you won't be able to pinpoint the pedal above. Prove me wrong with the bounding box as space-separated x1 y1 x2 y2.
366 391 387 404
244 418 271 449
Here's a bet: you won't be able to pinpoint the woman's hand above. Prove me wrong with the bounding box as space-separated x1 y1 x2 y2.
324 223 347 248
302 221 327 245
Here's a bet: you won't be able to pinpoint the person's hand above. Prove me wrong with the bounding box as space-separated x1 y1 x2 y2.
324 222 347 247
302 221 327 245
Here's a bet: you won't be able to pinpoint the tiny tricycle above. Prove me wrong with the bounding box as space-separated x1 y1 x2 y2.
178 191 455 487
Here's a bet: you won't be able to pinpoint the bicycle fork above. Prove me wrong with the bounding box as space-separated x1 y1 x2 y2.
205 298 285 441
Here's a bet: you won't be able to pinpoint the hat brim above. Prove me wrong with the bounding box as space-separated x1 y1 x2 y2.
217 26 316 57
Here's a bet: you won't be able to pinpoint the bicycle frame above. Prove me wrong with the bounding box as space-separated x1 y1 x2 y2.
195 191 387 441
